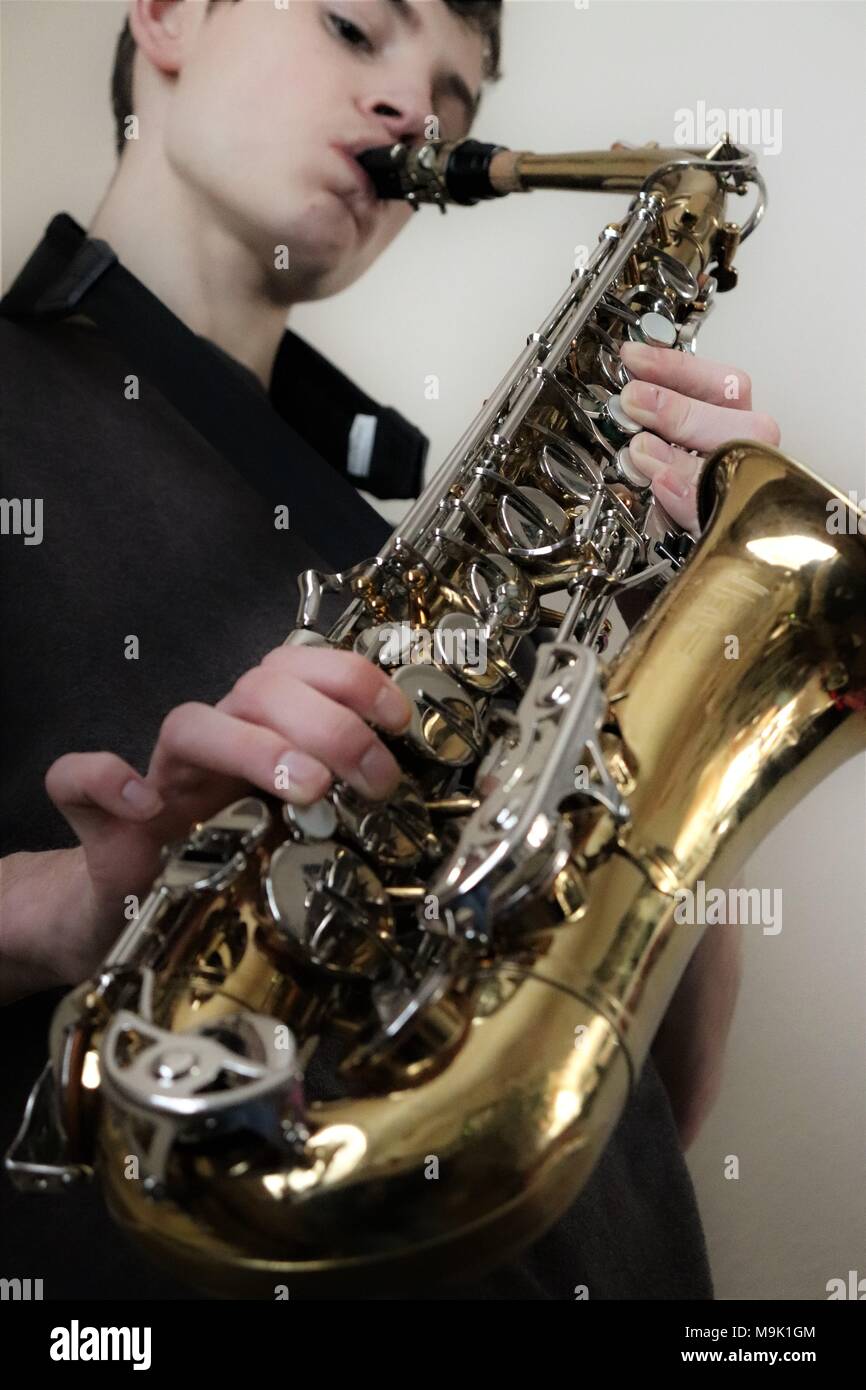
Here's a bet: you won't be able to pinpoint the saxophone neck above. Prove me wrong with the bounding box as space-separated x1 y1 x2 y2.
493 140 740 191
359 135 766 282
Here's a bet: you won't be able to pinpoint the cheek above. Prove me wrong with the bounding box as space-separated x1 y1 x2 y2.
166 17 320 184
169 75 294 174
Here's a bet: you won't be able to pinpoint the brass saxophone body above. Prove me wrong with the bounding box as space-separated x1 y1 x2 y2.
8 138 865 1297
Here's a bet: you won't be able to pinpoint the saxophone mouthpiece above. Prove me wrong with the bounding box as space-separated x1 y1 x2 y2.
357 139 512 208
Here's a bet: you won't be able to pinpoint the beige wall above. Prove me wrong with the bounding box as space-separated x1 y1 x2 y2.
2 0 865 1300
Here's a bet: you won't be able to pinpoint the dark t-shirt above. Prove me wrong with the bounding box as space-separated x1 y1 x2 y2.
0 221 713 1300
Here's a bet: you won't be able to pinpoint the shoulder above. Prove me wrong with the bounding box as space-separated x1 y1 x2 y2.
0 316 206 483
0 315 130 426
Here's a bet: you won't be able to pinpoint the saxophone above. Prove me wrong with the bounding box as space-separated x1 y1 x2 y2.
8 137 866 1298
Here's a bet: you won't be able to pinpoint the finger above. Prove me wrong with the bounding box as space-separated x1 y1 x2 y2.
46 751 165 834
229 645 412 733
619 342 754 410
625 434 703 534
151 695 400 804
625 430 708 533
221 674 403 800
46 752 164 818
619 378 781 455
627 431 703 489
147 701 335 805
650 468 700 535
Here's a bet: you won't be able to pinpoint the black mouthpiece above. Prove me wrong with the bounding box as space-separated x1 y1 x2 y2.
355 145 410 201
357 140 508 206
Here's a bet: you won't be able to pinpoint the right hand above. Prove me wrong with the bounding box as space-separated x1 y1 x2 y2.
12 646 413 993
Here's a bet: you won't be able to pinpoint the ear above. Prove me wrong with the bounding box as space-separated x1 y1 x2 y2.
128 0 204 78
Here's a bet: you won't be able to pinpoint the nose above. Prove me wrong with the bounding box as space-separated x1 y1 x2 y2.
358 88 431 150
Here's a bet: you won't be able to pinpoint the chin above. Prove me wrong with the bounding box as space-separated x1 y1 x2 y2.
262 212 363 299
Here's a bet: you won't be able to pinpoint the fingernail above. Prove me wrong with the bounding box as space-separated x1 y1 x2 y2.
373 682 412 731
629 434 669 477
621 379 661 421
121 779 163 817
655 467 690 499
358 743 399 798
633 431 669 461
277 751 327 800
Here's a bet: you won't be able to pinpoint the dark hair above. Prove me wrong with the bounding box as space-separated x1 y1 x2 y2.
111 0 503 157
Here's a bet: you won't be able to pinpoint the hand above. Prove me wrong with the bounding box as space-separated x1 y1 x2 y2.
618 342 781 534
26 647 412 989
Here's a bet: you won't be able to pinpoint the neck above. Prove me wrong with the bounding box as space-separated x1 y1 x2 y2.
89 147 290 390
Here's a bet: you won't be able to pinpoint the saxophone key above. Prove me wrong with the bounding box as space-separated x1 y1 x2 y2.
465 551 538 632
651 249 699 302
627 309 678 348
597 345 631 391
598 393 644 447
497 485 570 553
282 796 339 843
332 775 437 867
612 443 652 493
389 663 481 765
263 840 395 978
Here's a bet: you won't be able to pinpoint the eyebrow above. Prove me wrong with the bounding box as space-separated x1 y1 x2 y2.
384 0 481 132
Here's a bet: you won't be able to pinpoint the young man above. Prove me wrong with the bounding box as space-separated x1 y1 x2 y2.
0 0 779 1299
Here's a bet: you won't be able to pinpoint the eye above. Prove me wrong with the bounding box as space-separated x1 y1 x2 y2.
326 10 374 53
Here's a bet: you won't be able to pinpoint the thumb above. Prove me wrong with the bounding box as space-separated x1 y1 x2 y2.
45 751 165 849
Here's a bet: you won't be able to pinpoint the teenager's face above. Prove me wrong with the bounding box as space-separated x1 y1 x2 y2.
162 0 486 298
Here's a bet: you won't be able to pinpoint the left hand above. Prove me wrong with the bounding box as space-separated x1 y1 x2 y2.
618 342 782 534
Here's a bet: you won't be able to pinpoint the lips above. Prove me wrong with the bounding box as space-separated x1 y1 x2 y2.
331 142 380 203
